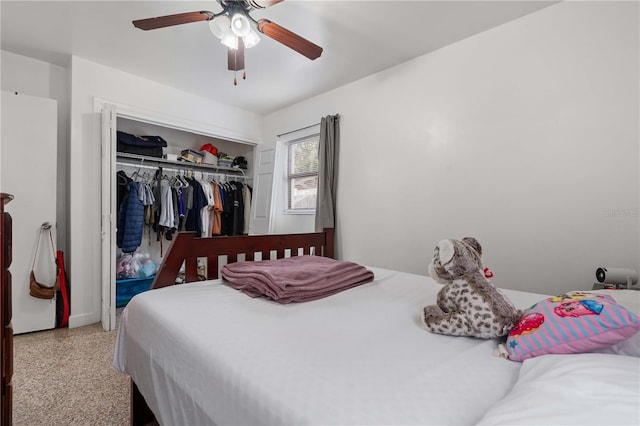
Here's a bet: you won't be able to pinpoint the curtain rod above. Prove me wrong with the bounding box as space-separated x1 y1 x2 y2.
277 122 320 138
276 114 339 138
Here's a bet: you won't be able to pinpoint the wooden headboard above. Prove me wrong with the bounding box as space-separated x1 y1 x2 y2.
151 228 335 289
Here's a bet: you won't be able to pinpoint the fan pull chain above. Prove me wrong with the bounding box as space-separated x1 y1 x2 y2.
230 49 246 85
233 71 247 85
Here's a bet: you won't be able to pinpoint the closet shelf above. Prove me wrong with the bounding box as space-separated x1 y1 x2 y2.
116 152 246 175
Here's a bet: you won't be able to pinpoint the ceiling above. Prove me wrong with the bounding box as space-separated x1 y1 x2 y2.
1 1 557 115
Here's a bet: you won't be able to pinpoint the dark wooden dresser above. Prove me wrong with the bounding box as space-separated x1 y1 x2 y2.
1 193 13 425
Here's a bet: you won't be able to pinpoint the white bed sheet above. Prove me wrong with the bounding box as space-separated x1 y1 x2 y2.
114 267 548 426
477 353 640 425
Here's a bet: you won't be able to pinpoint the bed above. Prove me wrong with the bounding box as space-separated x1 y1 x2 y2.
114 228 640 425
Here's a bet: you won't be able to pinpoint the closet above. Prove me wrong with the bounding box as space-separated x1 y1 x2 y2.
112 118 255 310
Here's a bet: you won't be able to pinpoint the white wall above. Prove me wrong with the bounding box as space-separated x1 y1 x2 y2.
69 56 263 327
264 1 640 296
1 51 71 258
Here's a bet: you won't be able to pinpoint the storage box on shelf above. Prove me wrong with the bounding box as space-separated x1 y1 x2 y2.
218 158 233 168
116 276 155 308
180 149 204 163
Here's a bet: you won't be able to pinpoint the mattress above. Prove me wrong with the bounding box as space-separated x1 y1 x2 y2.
113 267 555 425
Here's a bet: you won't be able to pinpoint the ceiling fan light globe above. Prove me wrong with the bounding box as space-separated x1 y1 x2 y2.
209 16 230 39
221 31 238 50
243 30 261 49
230 13 251 37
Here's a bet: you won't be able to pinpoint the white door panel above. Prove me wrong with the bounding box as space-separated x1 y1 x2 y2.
250 142 276 235
100 104 117 331
1 91 57 334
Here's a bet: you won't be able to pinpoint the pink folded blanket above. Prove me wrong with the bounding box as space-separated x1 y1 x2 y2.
221 255 374 303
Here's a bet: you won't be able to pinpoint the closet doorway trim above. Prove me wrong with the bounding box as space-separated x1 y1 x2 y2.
94 97 259 331
92 97 261 145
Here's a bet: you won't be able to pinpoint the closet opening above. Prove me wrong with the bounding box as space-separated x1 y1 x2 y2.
101 108 258 331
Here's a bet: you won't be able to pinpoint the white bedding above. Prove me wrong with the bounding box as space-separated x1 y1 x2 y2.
113 267 635 425
477 353 640 425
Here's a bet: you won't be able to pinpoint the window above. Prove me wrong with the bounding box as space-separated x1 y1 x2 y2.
287 135 319 211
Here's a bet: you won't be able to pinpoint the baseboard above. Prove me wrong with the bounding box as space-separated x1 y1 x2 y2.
68 312 100 329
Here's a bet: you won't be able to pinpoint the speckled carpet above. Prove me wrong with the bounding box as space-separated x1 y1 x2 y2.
13 322 129 425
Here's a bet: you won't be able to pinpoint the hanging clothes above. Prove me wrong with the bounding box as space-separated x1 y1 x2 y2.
138 180 155 206
231 181 245 236
117 181 145 253
151 171 163 242
158 179 174 229
117 164 250 241
177 185 186 231
116 170 132 213
220 182 233 236
137 179 155 230
212 181 223 236
181 183 193 231
243 184 252 235
164 187 179 241
215 181 249 236
198 176 215 237
173 187 180 230
185 177 207 237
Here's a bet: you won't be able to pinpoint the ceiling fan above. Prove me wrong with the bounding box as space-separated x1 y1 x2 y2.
132 0 323 85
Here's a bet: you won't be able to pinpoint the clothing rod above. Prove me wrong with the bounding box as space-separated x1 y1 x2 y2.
116 162 159 171
116 152 246 176
116 162 250 180
117 162 185 175
116 153 247 176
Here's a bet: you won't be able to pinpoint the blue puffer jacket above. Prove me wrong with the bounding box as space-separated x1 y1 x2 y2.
117 182 144 253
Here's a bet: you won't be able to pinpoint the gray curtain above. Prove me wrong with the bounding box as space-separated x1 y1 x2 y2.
315 114 339 232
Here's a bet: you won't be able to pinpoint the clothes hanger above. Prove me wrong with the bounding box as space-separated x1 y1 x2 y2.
170 173 184 188
117 170 130 185
178 172 189 187
131 167 144 182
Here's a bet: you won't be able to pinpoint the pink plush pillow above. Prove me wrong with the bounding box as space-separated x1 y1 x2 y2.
506 291 640 362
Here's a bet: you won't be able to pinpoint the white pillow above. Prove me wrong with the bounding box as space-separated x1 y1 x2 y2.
477 353 640 425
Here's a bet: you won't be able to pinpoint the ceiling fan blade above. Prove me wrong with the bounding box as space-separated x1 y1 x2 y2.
133 11 215 31
246 0 284 9
228 38 245 71
257 19 323 60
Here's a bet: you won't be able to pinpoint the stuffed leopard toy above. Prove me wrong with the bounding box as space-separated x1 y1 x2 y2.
422 237 518 339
